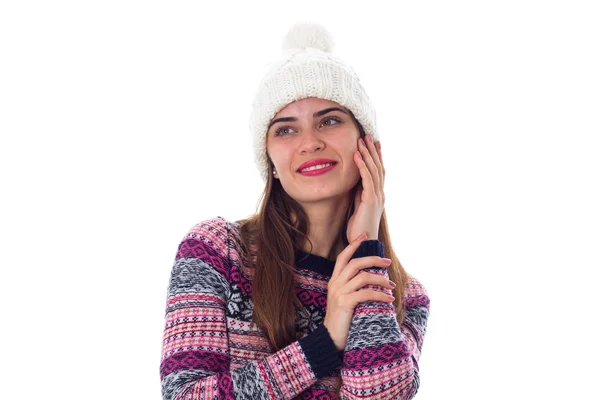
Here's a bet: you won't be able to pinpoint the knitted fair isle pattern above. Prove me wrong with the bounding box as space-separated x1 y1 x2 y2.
160 217 430 399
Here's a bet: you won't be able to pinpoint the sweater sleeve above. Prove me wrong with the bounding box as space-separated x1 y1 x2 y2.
339 240 430 400
160 218 342 400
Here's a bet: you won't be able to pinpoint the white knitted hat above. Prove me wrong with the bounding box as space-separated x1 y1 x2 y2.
249 23 378 183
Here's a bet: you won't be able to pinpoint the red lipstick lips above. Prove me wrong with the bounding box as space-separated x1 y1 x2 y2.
297 159 338 176
297 158 337 172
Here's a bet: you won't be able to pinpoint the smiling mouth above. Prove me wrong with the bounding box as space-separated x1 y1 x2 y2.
298 162 337 172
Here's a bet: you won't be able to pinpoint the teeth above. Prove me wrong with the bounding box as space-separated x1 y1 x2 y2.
300 163 334 172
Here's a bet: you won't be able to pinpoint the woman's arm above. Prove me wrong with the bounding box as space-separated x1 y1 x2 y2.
339 240 430 400
160 218 342 400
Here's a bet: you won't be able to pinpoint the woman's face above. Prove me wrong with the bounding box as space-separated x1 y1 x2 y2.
266 97 362 205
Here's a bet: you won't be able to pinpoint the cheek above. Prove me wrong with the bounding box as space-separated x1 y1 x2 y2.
345 145 362 178
343 143 359 164
268 148 292 171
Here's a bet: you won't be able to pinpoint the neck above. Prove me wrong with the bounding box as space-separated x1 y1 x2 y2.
299 195 350 260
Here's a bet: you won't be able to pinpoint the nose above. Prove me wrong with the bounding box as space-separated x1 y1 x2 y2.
298 128 324 154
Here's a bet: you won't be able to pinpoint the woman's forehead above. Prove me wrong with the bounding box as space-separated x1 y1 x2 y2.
274 97 347 118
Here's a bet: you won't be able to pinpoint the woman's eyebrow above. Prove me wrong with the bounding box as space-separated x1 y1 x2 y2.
268 116 297 130
313 107 348 118
268 107 348 130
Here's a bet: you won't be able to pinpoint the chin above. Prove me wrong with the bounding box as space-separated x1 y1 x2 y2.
286 182 354 204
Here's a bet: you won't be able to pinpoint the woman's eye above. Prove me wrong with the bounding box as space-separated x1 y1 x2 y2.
275 126 295 136
321 117 341 127
275 118 340 136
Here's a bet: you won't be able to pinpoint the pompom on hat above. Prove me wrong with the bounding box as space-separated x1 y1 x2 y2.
249 23 378 183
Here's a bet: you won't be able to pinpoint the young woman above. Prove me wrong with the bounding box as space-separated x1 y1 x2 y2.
160 23 430 400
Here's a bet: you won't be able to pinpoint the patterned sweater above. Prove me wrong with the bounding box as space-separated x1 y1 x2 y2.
160 216 430 399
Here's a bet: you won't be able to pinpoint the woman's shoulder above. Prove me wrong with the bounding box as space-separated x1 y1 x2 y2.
179 216 255 279
182 216 239 240
181 215 247 253
176 216 236 259
174 216 247 279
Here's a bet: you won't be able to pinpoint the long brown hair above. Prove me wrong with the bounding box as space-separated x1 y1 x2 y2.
236 118 409 351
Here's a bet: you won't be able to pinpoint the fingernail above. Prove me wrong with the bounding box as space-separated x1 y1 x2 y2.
355 232 367 241
389 280 396 287
367 134 373 142
382 258 392 264
360 138 365 147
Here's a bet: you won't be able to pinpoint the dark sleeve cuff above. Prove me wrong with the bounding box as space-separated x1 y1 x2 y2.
298 324 342 379
351 240 385 259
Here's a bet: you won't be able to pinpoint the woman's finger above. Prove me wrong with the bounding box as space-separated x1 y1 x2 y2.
365 134 384 197
339 256 391 283
355 149 375 199
343 289 395 308
343 271 395 293
364 135 383 198
331 232 367 280
358 137 380 195
366 134 382 170
374 140 385 188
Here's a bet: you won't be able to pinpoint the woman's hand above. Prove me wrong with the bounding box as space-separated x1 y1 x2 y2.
323 233 395 351
346 134 385 242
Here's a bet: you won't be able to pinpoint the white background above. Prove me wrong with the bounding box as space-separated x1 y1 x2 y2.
1 1 599 399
